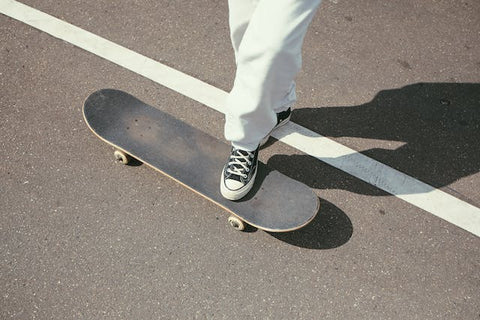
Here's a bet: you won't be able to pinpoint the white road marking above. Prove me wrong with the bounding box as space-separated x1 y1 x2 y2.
2 0 479 237
339 137 406 152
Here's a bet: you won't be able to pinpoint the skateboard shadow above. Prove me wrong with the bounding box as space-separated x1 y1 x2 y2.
123 157 143 167
268 198 353 249
234 164 353 246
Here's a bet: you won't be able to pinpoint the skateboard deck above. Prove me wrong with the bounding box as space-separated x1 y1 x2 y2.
83 89 319 232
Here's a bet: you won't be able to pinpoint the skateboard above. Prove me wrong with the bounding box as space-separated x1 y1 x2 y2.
83 89 319 232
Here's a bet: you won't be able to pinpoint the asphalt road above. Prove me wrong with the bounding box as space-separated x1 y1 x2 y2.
1 0 479 319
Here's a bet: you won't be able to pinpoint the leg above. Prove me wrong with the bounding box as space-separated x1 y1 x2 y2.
228 0 259 64
225 0 322 151
221 0 322 200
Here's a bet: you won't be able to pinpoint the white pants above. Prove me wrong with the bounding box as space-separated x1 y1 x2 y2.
225 0 322 151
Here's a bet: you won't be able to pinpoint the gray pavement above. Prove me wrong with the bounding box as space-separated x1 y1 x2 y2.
1 0 479 319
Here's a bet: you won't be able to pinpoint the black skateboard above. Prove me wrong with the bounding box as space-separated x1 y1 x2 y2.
83 89 319 232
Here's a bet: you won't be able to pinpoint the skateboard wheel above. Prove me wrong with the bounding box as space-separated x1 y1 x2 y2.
114 150 131 165
228 215 245 231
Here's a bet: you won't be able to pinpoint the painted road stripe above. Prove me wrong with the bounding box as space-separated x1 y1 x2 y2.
2 0 479 237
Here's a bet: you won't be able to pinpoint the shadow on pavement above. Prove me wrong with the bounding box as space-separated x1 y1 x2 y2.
263 82 479 248
268 198 353 249
291 82 479 195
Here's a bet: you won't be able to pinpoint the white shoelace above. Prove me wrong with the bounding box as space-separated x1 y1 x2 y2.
226 150 254 179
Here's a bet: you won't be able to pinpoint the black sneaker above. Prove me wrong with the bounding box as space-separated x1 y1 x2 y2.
220 146 259 200
260 107 292 146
